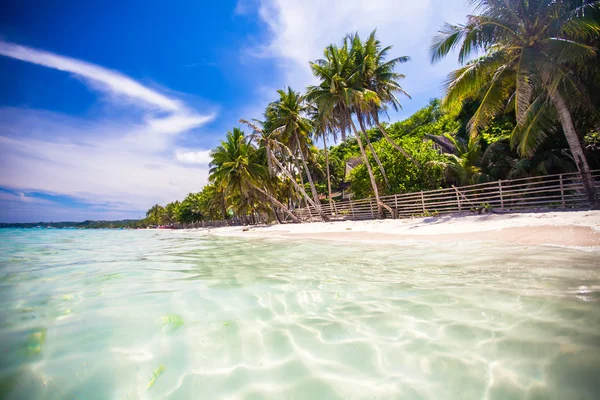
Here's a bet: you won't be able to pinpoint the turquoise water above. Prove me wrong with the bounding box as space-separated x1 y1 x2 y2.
0 228 599 400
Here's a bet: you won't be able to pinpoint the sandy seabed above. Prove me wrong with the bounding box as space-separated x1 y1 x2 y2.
206 210 600 249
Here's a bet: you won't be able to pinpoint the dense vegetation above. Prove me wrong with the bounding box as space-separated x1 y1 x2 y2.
8 0 596 228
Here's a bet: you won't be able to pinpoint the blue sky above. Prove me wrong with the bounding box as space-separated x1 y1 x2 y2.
0 0 471 222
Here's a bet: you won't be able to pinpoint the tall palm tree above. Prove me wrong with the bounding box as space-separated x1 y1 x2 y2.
431 0 599 205
308 42 393 217
309 104 338 202
209 128 301 223
350 31 422 168
265 88 325 215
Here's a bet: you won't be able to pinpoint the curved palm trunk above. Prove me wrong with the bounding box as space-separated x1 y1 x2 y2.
271 199 283 224
269 148 330 221
291 158 307 208
358 117 391 190
375 121 422 168
323 133 333 202
252 184 301 223
349 119 384 218
550 91 598 207
294 134 323 212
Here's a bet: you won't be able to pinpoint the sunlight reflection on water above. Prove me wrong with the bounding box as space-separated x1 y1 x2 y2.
0 228 599 399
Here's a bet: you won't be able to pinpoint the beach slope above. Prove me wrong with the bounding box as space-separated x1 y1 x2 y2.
211 211 600 248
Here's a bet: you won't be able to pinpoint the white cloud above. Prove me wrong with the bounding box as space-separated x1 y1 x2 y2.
0 120 212 210
0 41 216 216
0 191 54 205
0 40 215 133
175 149 213 165
0 40 180 111
243 0 472 118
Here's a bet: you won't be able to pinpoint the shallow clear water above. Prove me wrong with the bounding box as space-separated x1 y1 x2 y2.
0 228 599 400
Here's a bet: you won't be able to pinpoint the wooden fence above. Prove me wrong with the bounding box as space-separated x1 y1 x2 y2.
177 219 242 229
292 170 600 222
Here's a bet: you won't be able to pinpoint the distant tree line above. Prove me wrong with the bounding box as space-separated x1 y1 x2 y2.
0 220 146 229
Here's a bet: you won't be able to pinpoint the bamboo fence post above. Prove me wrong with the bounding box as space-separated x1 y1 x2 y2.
420 191 425 213
559 174 565 208
350 199 355 218
454 187 461 211
394 194 399 215
369 198 374 218
498 180 504 210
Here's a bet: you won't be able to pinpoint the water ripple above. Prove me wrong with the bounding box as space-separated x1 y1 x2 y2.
0 229 599 399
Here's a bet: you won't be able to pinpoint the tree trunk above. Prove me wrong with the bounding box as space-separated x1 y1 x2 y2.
294 133 324 212
252 184 301 223
550 91 598 207
350 118 384 218
291 157 307 208
358 117 391 190
323 133 333 202
271 199 283 224
375 121 422 168
269 148 330 221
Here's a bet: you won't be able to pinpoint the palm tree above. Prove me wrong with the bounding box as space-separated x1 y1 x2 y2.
209 128 301 223
350 31 422 168
308 42 393 217
145 204 166 226
265 88 325 215
308 102 340 202
431 0 599 205
197 183 227 221
240 117 331 221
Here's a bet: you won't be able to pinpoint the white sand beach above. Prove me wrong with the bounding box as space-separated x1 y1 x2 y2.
210 210 600 248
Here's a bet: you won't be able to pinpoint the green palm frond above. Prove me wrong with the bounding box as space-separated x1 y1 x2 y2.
467 64 514 137
543 37 596 65
431 23 466 63
511 95 556 157
443 49 513 113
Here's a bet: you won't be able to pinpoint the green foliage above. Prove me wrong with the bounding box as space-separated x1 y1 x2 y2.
348 136 446 198
385 99 460 139
585 130 600 152
481 118 514 144
431 0 600 159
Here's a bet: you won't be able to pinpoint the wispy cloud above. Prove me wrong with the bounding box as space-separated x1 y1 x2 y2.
0 190 54 206
0 40 218 221
0 40 215 132
1 40 179 111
